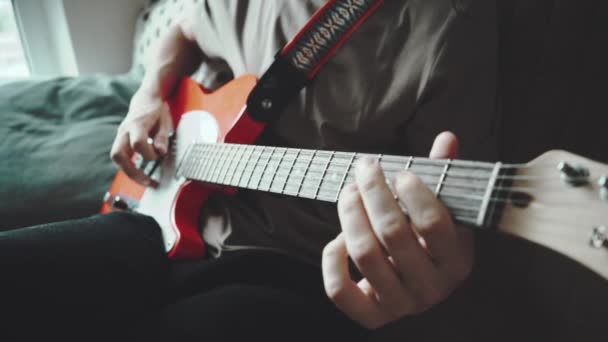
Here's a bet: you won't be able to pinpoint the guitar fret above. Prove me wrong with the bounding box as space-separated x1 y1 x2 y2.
248 147 267 188
222 145 237 185
404 156 414 171
194 144 208 181
206 144 220 182
435 159 451 195
315 151 335 200
224 145 239 185
233 145 253 187
268 148 288 192
271 152 295 192
222 145 241 185
477 162 502 226
217 144 232 185
244 146 264 189
281 149 301 194
202 144 219 182
284 152 311 196
179 144 192 178
297 150 316 197
195 144 208 180
211 145 229 184
188 145 201 179
334 152 356 202
233 145 248 185
255 147 275 190
303 151 334 198
175 142 192 178
220 145 236 184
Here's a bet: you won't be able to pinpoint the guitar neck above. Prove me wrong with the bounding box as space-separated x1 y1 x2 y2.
177 142 510 228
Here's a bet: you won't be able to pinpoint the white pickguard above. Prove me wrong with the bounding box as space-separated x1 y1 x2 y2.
136 111 220 252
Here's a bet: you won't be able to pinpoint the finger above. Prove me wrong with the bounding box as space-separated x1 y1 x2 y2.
130 126 160 161
322 234 388 329
395 172 457 267
110 131 157 187
153 106 173 155
338 183 408 316
429 131 459 159
428 131 474 279
355 158 438 287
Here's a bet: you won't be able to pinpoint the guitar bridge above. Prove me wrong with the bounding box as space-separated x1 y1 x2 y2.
102 192 139 212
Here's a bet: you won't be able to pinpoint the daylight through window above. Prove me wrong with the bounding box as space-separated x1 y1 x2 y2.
0 0 29 78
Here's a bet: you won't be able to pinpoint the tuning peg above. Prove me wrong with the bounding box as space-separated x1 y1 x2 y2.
557 162 589 186
599 176 608 189
590 226 607 249
599 176 608 201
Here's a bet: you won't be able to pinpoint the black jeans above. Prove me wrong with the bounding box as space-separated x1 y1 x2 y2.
0 212 366 341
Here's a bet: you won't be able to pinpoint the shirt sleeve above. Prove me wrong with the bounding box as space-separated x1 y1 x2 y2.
188 0 323 82
402 0 499 161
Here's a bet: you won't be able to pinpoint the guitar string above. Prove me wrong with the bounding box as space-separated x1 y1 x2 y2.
177 143 586 183
175 149 530 224
168 145 595 226
179 153 528 209
183 162 522 200
200 160 569 190
179 148 576 194
175 144 599 215
182 142 565 171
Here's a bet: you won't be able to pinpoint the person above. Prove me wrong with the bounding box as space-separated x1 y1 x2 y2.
0 0 498 341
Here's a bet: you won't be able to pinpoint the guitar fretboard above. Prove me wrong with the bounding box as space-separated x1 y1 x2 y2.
177 143 508 227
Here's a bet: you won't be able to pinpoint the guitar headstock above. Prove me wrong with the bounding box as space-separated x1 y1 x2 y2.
497 150 608 280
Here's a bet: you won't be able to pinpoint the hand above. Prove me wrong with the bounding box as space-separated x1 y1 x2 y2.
322 132 474 329
110 90 173 187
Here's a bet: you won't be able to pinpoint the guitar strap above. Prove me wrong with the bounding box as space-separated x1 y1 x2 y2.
247 0 384 122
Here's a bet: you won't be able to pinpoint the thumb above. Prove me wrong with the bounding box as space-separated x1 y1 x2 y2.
153 104 174 155
429 131 459 159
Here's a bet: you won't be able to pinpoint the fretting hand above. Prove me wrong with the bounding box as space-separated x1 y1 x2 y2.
322 132 474 329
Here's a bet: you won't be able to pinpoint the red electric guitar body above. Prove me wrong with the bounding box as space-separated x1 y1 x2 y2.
101 76 265 259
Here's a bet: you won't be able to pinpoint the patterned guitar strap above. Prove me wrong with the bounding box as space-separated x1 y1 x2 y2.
247 0 384 122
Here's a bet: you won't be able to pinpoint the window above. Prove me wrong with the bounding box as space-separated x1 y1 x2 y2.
0 0 29 78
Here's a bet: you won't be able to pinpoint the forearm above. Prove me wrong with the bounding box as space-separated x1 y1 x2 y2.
138 18 204 100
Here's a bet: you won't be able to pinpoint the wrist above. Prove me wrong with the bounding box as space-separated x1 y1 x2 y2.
137 71 165 100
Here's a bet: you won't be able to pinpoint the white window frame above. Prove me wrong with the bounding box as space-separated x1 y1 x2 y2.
12 0 78 76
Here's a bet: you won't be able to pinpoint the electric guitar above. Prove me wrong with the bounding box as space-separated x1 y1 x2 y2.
101 76 608 280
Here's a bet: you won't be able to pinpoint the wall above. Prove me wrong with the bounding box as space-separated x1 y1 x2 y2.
62 0 146 75
15 0 146 76
14 0 78 76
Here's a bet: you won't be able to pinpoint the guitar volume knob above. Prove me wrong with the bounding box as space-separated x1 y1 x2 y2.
111 195 130 211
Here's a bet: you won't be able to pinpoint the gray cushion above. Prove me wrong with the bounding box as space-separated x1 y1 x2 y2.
0 72 141 230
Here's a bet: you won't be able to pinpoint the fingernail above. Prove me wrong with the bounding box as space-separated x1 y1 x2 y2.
358 157 375 167
155 142 167 154
356 157 376 173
